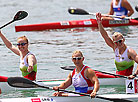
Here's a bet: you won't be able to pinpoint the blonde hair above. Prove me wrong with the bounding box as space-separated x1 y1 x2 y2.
72 50 83 57
112 32 123 39
17 36 28 43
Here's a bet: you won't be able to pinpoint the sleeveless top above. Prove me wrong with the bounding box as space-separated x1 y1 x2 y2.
114 47 134 71
113 0 128 16
72 65 94 94
20 52 37 76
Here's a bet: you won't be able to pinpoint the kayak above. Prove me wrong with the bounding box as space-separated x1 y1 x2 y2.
0 76 125 92
0 65 128 92
1 76 137 102
15 19 138 32
0 94 137 102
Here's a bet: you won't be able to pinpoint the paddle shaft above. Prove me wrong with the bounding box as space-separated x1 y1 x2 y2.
0 11 28 29
61 66 128 78
94 69 128 78
68 7 138 20
23 81 132 102
37 83 132 102
89 12 134 19
0 20 14 29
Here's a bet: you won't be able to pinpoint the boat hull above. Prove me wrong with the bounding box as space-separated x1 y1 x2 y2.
0 94 137 102
0 96 100 102
15 19 138 32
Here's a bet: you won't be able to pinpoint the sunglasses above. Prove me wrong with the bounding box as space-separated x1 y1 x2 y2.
17 43 27 46
72 57 83 60
113 39 123 44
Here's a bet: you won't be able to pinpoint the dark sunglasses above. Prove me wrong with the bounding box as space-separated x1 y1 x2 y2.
114 39 123 44
17 43 27 46
72 57 83 60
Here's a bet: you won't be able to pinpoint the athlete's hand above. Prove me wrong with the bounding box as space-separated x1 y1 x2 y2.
90 91 96 98
128 75 135 79
96 13 102 24
53 86 59 91
52 92 64 96
120 15 126 19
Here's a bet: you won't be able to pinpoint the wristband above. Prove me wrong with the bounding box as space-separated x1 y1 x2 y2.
133 73 137 77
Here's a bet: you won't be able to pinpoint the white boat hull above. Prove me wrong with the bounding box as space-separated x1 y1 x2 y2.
0 78 125 92
0 94 137 102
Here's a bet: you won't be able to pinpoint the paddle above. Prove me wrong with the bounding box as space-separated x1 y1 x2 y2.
7 77 132 102
0 11 28 29
68 7 138 20
60 66 128 78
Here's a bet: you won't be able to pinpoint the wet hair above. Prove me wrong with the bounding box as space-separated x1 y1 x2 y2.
112 32 123 39
72 50 83 57
17 36 28 43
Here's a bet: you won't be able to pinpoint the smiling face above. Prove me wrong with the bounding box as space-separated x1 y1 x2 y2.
112 32 125 48
17 36 29 53
72 50 84 66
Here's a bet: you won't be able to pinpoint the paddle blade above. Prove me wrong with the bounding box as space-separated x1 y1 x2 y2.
61 66 75 70
68 7 89 15
13 11 28 21
7 77 38 88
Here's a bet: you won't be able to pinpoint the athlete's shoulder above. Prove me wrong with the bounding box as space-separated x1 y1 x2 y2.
121 0 129 5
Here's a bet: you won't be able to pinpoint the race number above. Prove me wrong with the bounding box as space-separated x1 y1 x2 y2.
125 79 138 93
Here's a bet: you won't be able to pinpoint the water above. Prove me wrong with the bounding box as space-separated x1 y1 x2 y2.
0 0 138 100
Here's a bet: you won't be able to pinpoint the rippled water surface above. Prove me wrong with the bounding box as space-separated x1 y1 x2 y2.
0 0 138 100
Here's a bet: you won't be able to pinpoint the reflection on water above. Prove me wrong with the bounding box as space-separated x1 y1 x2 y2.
19 90 38 97
67 26 133 37
0 89 52 98
100 85 126 94
0 90 37 98
110 26 132 36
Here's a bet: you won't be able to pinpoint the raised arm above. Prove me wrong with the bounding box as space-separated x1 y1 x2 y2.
0 31 20 56
96 13 115 50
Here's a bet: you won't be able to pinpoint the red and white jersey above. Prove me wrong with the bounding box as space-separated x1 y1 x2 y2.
72 65 94 94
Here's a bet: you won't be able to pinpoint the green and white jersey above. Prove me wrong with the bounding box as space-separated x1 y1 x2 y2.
114 47 134 71
20 52 37 76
